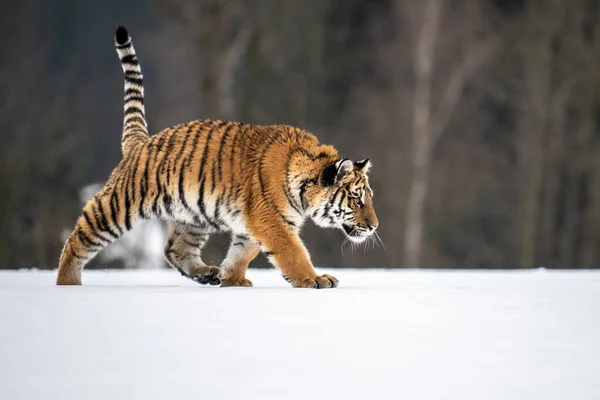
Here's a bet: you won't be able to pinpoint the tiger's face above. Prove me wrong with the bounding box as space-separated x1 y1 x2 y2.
309 159 379 243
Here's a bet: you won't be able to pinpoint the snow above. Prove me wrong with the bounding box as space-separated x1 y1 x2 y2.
1 268 599 400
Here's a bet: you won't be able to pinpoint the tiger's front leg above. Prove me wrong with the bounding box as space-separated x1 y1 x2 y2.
249 222 338 289
220 234 260 287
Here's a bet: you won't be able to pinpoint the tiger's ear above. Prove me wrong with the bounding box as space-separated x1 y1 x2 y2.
321 158 353 186
354 159 371 174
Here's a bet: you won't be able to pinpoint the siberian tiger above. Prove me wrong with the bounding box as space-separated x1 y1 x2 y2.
56 26 379 288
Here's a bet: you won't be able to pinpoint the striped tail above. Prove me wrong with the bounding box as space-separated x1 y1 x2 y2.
114 26 148 155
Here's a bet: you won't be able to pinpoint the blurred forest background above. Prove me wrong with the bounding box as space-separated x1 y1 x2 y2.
2 0 600 270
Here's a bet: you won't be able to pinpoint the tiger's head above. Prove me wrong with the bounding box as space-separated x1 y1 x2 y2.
307 158 378 243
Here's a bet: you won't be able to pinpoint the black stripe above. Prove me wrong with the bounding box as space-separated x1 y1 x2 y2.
338 190 347 210
255 132 293 225
178 126 200 214
173 126 199 217
125 70 142 78
120 54 138 64
175 126 194 214
186 126 201 168
122 129 144 137
176 129 194 213
128 144 144 218
124 118 146 130
256 131 282 204
164 128 184 193
122 67 140 75
214 195 223 225
121 150 138 231
328 189 345 225
323 187 341 219
139 144 153 219
284 184 302 215
299 178 316 210
125 77 143 86
178 166 193 213
174 124 193 174
185 230 208 239
77 230 100 249
113 173 127 226
223 201 232 217
217 122 234 182
165 129 179 154
209 121 227 194
92 197 111 238
163 193 174 217
210 158 217 195
257 166 268 204
124 107 144 116
123 183 132 231
83 208 110 243
151 171 162 216
109 190 124 235
82 210 97 234
227 123 241 205
232 124 252 203
124 96 144 104
69 245 87 260
283 153 303 214
198 178 219 230
196 123 219 229
143 139 159 215
258 168 289 226
165 150 173 189
122 131 145 142
182 238 198 247
77 227 105 247
124 87 142 97
153 131 178 216
95 197 119 239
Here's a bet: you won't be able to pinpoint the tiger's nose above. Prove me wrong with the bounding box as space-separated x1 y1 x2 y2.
368 223 378 232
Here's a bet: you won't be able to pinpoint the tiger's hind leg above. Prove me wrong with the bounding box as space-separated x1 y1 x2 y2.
220 234 260 287
164 222 221 285
57 187 130 285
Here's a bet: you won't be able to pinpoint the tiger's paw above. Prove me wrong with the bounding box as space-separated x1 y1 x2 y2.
294 274 339 289
220 277 253 287
189 265 221 286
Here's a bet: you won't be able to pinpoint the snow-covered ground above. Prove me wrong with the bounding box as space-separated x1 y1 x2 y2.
1 268 599 400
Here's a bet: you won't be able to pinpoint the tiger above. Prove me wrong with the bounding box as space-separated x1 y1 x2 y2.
56 26 379 289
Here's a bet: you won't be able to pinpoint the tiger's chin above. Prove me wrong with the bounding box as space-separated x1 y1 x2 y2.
341 224 370 243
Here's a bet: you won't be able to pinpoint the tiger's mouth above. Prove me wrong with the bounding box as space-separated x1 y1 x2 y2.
342 224 354 236
341 223 369 243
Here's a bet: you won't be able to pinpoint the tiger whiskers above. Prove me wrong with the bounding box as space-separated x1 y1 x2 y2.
340 236 350 256
374 231 385 250
368 234 376 252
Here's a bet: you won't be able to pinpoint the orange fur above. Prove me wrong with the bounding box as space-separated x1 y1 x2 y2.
56 27 378 288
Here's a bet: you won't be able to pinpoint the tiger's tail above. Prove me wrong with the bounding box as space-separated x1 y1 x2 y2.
114 25 148 155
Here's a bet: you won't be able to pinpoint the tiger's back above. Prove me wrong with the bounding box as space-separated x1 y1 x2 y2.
107 120 337 229
57 27 378 288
